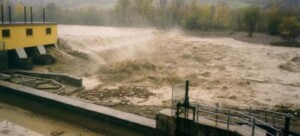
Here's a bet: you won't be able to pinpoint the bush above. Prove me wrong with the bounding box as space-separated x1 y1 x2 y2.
279 17 300 41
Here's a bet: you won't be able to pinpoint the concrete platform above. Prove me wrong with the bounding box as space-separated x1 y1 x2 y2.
0 120 43 136
159 109 267 136
0 80 156 136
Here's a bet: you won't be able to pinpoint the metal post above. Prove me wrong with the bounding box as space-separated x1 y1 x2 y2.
30 7 33 23
215 103 219 126
252 118 255 136
196 104 199 122
227 110 230 130
8 6 11 23
249 107 252 122
192 107 196 121
272 113 275 127
184 107 188 119
24 7 26 23
265 112 268 123
184 80 189 106
176 102 180 117
284 116 291 136
43 8 45 23
176 102 180 136
1 5 4 24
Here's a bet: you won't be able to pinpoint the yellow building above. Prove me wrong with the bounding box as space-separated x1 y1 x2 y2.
0 23 57 50
0 22 58 70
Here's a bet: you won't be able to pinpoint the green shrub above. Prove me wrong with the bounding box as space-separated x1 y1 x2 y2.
279 17 300 41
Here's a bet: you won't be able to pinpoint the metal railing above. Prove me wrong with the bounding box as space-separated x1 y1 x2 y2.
191 99 283 136
171 81 294 136
171 94 288 136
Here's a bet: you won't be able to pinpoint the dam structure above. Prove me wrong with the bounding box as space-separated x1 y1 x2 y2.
0 6 56 70
0 5 298 136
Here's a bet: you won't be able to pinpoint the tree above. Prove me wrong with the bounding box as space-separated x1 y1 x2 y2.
160 0 167 13
183 0 201 29
267 6 282 35
168 0 185 25
46 3 60 22
0 0 9 7
230 9 243 31
242 6 261 37
14 2 24 22
198 4 214 30
153 0 169 27
279 17 300 41
114 0 131 25
213 3 231 29
81 7 103 25
132 0 154 25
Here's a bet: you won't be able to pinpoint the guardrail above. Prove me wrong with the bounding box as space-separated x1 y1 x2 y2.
190 98 292 131
170 81 291 136
175 78 299 136
190 99 283 136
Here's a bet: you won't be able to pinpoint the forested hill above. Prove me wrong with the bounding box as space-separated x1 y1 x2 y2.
2 0 300 10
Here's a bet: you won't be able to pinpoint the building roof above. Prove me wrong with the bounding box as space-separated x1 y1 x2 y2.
0 22 57 26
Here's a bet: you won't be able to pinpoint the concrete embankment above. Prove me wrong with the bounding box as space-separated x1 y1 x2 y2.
0 80 156 136
12 70 83 87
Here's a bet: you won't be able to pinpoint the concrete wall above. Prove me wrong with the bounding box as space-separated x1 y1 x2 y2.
0 51 8 70
0 81 156 136
7 50 33 70
24 47 55 65
156 109 241 136
13 71 82 87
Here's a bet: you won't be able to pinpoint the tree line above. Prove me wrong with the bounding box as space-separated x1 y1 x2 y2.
2 0 300 41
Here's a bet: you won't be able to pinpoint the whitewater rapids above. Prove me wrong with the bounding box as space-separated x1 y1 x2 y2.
36 25 300 112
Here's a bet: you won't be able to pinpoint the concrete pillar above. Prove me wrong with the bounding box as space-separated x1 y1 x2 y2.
156 109 241 136
156 110 177 136
37 45 47 55
0 50 8 70
25 46 55 65
8 49 33 70
16 48 28 59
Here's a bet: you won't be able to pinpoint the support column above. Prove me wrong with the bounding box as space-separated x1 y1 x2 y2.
8 48 33 70
24 46 55 65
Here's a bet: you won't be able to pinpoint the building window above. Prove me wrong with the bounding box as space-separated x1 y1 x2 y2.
2 29 10 38
46 28 52 35
26 28 33 36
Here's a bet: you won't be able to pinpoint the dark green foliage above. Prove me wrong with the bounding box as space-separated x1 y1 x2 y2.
279 17 300 41
267 7 282 35
242 6 261 37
